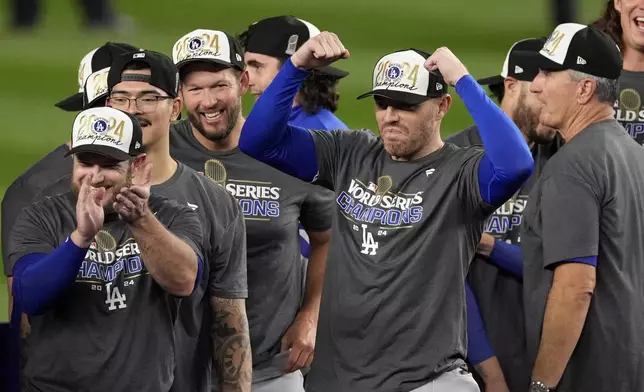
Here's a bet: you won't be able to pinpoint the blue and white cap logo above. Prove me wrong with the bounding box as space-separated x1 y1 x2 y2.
91 118 109 133
187 36 204 52
385 64 403 81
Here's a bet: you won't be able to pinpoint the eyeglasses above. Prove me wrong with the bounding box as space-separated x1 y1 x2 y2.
108 94 173 113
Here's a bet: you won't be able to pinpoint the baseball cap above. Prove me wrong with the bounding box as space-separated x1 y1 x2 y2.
108 50 180 98
66 107 144 161
172 29 245 71
477 38 547 86
55 42 139 112
240 15 349 79
530 23 622 79
356 49 448 105
83 67 110 109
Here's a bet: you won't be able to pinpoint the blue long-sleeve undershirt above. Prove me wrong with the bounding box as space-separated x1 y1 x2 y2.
239 58 534 205
488 240 524 278
12 237 88 316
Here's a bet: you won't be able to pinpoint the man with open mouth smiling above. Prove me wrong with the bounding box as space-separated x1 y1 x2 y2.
169 28 334 392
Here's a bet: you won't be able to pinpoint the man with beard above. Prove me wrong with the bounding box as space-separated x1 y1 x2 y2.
2 42 137 311
238 32 535 392
6 106 204 391
447 38 563 392
169 29 333 392
34 49 252 392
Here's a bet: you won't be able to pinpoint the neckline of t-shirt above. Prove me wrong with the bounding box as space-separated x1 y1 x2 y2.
621 69 644 78
179 119 242 158
384 142 452 165
151 160 184 191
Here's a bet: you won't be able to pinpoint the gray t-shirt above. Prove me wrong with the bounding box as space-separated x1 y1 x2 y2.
521 119 644 391
447 125 562 392
614 70 644 144
6 192 204 392
306 129 497 392
38 163 249 392
2 144 72 275
170 120 334 382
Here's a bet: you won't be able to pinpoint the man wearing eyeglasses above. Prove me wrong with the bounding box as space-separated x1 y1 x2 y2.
105 49 252 392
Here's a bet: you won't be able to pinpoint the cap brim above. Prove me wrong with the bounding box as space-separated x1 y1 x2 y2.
175 57 244 71
477 75 505 86
55 93 84 112
65 144 132 161
318 65 349 79
356 89 431 105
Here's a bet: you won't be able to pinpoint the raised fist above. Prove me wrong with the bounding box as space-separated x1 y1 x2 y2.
290 32 350 70
423 47 469 86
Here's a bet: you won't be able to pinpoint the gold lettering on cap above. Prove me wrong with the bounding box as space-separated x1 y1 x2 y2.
374 60 420 91
174 31 222 62
76 114 127 143
543 30 565 56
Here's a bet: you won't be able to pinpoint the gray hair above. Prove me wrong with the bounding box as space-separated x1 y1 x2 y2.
568 70 619 104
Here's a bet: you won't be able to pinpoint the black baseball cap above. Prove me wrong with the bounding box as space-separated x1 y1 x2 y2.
66 107 144 161
477 38 547 86
56 42 139 112
240 15 349 79
529 23 622 79
108 50 180 98
357 49 448 105
172 29 245 71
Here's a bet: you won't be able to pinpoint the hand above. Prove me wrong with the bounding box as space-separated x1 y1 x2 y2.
423 47 469 86
477 233 496 258
290 32 350 70
113 162 152 224
280 312 317 373
74 173 105 247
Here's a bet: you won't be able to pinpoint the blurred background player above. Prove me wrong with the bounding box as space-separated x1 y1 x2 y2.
238 31 535 392
592 0 644 144
10 0 122 31
448 37 562 392
7 106 204 392
522 23 644 392
170 29 332 391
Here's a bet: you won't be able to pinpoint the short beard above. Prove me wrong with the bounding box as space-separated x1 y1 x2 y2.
513 91 542 144
188 100 241 142
382 123 433 161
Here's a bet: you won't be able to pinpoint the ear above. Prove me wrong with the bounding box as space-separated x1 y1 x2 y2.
614 0 622 13
576 78 596 105
503 77 519 96
171 97 183 122
239 70 250 95
436 94 452 120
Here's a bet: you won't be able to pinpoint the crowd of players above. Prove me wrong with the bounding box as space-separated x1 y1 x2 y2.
2 2 644 392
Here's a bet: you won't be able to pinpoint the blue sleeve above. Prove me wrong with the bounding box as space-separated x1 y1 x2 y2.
455 75 534 206
12 237 88 316
555 255 598 268
488 240 524 278
466 282 496 365
239 59 319 182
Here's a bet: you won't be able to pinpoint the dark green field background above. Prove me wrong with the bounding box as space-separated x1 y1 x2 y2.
0 0 604 321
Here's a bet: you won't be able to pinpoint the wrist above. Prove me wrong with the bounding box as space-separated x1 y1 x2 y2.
530 380 555 392
127 206 153 229
70 230 92 248
477 237 496 258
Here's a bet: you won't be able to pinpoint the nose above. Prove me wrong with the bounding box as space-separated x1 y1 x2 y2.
530 72 544 94
89 165 105 184
383 106 400 124
201 89 217 108
122 99 143 116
